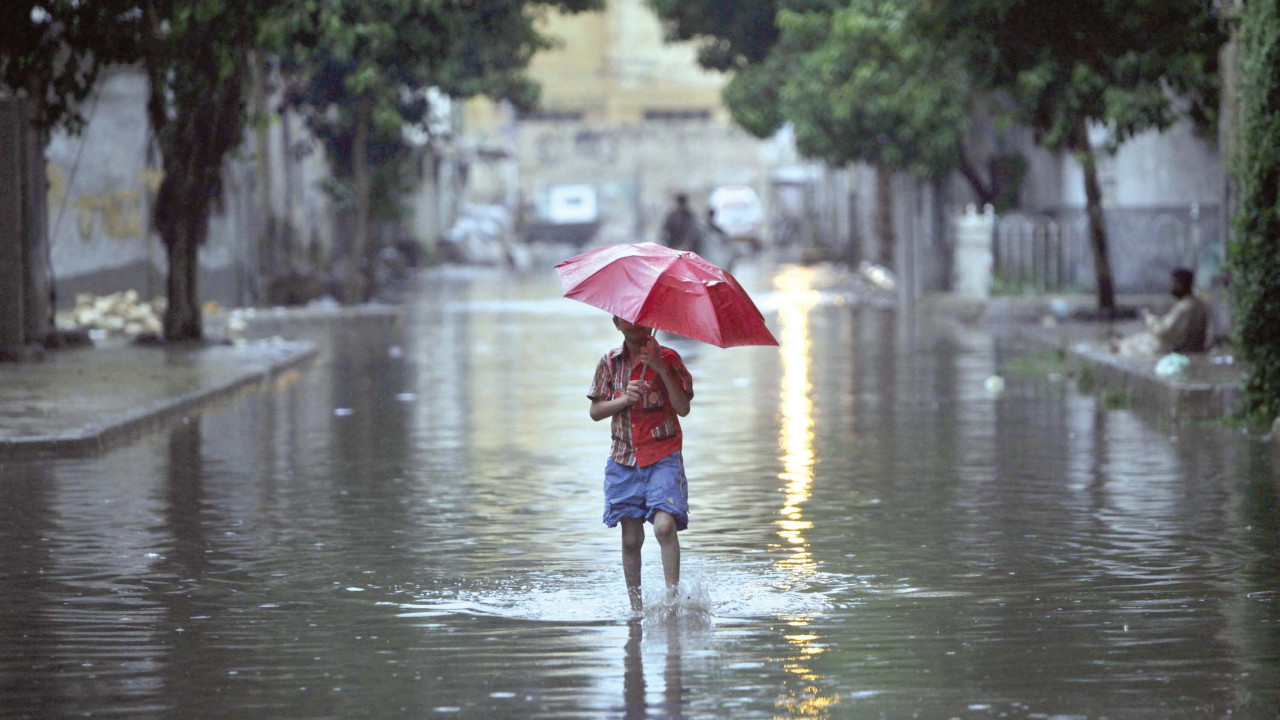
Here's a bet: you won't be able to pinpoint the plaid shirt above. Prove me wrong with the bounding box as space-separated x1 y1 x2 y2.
587 344 693 467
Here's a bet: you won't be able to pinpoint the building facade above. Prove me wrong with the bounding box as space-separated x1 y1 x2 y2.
461 0 794 249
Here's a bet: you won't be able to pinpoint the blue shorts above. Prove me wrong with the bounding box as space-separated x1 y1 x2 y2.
603 451 689 531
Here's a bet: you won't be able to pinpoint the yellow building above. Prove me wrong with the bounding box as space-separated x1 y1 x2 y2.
461 0 785 249
466 0 729 128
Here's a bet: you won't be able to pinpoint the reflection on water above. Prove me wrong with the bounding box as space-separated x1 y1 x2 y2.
0 263 1277 719
773 266 821 579
771 266 839 717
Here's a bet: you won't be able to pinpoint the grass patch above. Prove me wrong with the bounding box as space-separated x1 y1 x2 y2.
1099 388 1132 410
1004 347 1078 378
1175 414 1266 431
1076 364 1094 389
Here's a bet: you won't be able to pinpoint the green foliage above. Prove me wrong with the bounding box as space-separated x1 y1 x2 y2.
691 0 987 182
923 0 1227 154
1004 347 1079 379
646 0 781 70
720 59 787 139
1099 388 1132 411
275 0 600 156
1230 0 1280 425
774 2 975 179
273 0 600 230
0 1 144 133
142 0 284 339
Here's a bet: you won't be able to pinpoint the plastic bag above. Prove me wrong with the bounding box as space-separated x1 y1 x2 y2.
1154 353 1190 378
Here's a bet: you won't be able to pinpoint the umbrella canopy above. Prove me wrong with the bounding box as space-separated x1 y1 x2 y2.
555 242 778 348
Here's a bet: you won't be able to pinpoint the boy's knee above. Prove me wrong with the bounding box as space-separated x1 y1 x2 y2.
621 523 645 552
653 513 678 542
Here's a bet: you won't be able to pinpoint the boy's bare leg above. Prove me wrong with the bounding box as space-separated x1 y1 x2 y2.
652 511 680 593
620 518 645 612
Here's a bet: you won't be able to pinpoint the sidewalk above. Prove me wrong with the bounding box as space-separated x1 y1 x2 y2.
0 337 318 459
0 304 410 459
922 292 1245 422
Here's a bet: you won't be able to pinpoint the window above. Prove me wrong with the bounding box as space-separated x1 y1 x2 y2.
642 109 712 122
520 109 585 122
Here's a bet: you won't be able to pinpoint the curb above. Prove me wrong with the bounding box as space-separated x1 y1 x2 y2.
0 341 319 460
1016 327 1241 422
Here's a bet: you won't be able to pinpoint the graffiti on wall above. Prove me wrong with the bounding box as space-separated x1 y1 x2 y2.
47 164 165 240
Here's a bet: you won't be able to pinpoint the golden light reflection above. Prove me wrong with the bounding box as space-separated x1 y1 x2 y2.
773 266 822 578
770 267 840 717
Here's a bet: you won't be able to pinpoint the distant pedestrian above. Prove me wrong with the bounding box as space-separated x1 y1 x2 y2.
699 207 740 270
586 315 694 614
659 193 701 254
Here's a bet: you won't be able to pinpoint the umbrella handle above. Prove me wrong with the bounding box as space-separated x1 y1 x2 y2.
631 329 652 403
639 329 652 385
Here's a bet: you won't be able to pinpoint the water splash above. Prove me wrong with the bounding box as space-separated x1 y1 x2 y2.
641 575 714 623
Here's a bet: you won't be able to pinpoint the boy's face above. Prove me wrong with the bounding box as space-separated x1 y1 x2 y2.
613 316 652 345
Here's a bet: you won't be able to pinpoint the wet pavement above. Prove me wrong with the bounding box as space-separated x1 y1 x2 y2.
0 338 318 457
1 261 1278 719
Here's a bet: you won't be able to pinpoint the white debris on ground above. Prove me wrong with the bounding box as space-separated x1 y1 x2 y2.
441 204 515 266
56 291 165 339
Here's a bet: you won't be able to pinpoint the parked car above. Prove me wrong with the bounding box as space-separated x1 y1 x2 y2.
708 185 764 243
524 184 601 246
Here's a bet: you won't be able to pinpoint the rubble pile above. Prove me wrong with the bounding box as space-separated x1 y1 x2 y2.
57 291 165 339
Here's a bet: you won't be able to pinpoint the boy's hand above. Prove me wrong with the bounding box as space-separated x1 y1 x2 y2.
624 379 645 406
639 338 669 374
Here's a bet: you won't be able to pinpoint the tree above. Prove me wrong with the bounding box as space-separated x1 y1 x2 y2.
2 0 278 342
272 0 602 302
653 0 1000 212
647 0 782 71
771 5 984 189
0 1 142 135
923 0 1227 311
652 0 999 268
1230 0 1280 424
140 0 285 341
653 0 1228 310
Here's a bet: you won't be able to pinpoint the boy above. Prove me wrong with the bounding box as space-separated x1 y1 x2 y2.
587 316 693 613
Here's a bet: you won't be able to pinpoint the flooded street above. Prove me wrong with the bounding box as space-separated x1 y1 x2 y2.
2 262 1278 719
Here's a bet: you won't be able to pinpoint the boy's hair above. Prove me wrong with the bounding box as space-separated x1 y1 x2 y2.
1172 267 1195 287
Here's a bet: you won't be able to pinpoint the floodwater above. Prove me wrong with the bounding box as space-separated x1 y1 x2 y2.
2 261 1278 719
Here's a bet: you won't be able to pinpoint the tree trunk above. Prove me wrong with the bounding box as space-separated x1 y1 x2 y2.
957 148 997 206
875 165 895 268
1073 121 1116 312
163 218 202 341
141 0 252 342
346 104 372 304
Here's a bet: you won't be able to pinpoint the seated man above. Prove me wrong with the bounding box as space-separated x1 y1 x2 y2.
1117 267 1211 357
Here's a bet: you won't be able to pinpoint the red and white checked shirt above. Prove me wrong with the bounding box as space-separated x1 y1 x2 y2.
587 344 694 467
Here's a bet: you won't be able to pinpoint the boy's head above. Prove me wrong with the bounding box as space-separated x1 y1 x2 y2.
613 316 653 345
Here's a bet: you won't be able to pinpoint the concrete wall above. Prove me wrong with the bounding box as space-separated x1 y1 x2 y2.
45 66 335 308
953 114 1226 295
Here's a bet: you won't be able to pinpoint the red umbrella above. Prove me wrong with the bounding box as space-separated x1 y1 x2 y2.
555 242 778 348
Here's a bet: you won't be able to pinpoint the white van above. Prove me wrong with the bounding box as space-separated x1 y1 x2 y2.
708 185 764 241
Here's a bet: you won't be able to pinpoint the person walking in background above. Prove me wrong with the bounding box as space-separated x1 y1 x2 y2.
587 315 694 614
698 207 738 271
659 193 701 254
